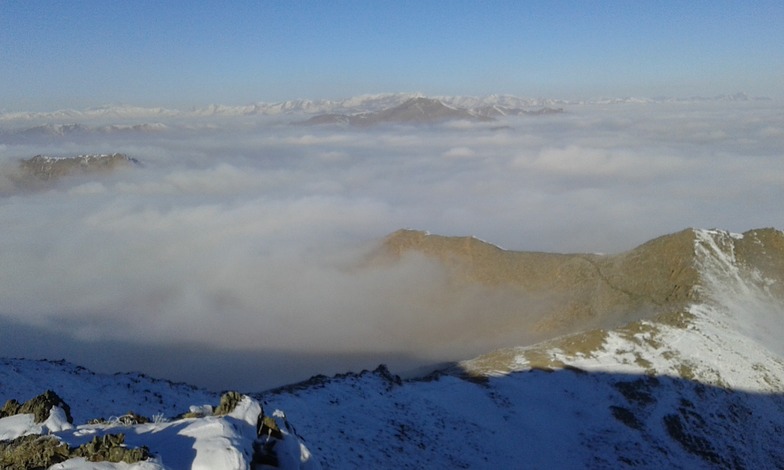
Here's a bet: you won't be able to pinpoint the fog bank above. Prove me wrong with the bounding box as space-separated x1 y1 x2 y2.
1 100 782 390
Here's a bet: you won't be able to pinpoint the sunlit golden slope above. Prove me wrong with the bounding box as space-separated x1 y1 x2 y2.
375 228 699 335
374 228 784 390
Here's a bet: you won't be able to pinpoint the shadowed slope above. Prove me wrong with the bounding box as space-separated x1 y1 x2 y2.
264 365 784 469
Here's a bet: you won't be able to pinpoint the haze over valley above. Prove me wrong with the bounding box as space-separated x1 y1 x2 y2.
1 94 782 391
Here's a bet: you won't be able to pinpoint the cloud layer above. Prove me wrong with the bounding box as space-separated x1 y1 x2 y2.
1 100 782 390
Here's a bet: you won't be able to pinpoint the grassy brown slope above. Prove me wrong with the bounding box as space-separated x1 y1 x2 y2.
734 228 784 298
375 228 700 339
394 227 784 380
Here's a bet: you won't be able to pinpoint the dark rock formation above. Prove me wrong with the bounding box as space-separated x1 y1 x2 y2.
19 153 139 182
0 433 149 469
0 435 71 470
213 390 244 416
0 390 72 424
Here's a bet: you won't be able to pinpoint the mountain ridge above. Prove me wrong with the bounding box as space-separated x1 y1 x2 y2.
1 91 771 123
372 227 705 340
295 97 496 126
2 226 784 468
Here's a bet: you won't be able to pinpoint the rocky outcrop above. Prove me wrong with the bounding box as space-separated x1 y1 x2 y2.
1 390 73 424
71 433 150 464
0 434 71 469
0 392 149 468
0 433 150 468
19 153 139 182
0 153 140 194
0 389 318 469
213 390 244 416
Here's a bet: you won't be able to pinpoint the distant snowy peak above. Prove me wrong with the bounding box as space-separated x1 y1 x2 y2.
296 97 498 126
0 122 169 145
18 123 90 136
4 122 168 138
0 105 177 123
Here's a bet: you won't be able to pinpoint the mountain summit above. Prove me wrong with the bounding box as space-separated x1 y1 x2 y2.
298 97 493 126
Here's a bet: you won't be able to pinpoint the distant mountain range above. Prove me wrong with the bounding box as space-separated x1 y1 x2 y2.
2 227 783 468
0 123 170 143
294 97 563 126
0 97 567 137
0 92 771 123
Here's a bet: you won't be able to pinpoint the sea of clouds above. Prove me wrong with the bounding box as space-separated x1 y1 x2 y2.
1 99 782 390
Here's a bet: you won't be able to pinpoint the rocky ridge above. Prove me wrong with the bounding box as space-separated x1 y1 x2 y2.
446 228 784 386
19 153 140 181
1 153 140 194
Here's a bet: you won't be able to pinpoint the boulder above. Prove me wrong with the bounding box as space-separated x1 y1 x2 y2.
0 390 72 424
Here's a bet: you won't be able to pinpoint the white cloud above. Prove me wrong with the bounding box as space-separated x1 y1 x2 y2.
443 146 476 158
0 100 782 388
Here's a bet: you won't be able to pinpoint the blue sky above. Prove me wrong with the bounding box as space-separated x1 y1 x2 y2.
1 0 783 111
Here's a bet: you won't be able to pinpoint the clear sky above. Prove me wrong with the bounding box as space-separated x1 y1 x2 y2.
1 0 783 111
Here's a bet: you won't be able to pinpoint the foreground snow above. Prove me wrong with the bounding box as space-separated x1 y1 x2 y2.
0 393 319 469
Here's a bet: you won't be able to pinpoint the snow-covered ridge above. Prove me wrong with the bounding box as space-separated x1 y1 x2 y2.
0 384 320 469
